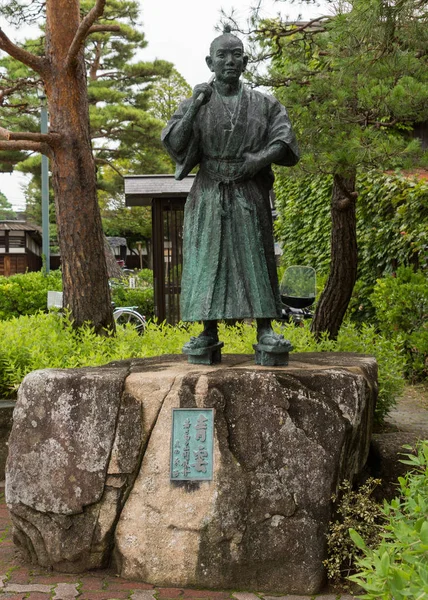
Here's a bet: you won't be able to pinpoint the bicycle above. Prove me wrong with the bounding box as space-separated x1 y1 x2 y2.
112 304 146 335
48 291 146 335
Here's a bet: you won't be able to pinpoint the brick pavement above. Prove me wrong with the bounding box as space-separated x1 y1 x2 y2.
0 488 351 600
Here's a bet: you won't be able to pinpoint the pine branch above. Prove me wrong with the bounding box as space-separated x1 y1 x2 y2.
95 157 123 177
88 25 121 34
269 17 329 39
66 0 108 68
0 29 46 74
0 128 60 144
0 79 39 104
0 140 49 154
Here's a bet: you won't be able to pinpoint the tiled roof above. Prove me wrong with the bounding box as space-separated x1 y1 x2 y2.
0 220 42 232
124 174 195 206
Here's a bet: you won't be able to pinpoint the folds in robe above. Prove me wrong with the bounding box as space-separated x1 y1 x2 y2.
162 84 299 322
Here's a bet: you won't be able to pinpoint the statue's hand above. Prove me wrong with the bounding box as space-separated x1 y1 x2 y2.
237 152 263 182
192 83 213 106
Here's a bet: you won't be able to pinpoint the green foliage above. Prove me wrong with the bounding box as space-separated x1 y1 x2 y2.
349 440 428 600
147 68 192 123
324 478 385 588
0 311 404 422
356 172 428 322
260 0 428 179
275 170 428 334
0 192 17 219
100 199 151 248
0 45 41 174
275 171 428 284
371 267 428 381
274 173 332 274
371 268 428 334
110 283 154 319
0 270 62 320
110 269 154 317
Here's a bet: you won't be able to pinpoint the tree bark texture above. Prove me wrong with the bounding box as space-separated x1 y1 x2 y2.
43 0 113 331
311 173 358 339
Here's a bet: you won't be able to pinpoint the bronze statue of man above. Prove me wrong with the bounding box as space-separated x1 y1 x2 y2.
162 26 299 358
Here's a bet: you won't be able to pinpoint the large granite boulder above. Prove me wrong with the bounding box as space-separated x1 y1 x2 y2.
6 353 377 594
7 364 156 571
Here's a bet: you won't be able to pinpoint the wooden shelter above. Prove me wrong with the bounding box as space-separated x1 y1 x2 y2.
0 221 42 277
124 174 194 324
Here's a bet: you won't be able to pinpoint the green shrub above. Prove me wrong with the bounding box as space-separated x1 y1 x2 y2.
0 312 146 398
0 314 404 424
324 478 385 589
110 284 154 319
121 268 154 288
349 440 428 600
371 267 428 382
0 270 63 320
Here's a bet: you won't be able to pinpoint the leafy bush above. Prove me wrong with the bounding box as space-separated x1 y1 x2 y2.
0 270 63 320
349 440 428 600
110 284 154 319
324 478 385 588
0 315 405 424
371 267 428 381
114 269 154 288
0 270 155 322
136 268 154 287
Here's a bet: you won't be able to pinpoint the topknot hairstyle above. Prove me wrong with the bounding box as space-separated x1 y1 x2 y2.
209 24 243 55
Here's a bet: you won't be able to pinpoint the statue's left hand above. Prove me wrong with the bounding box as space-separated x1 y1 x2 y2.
236 152 263 182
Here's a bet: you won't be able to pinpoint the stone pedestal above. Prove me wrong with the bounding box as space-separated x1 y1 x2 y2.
6 353 377 594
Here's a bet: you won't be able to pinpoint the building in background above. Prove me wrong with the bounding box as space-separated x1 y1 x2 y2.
0 221 42 276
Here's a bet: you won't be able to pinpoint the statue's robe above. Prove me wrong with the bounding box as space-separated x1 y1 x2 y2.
162 84 299 321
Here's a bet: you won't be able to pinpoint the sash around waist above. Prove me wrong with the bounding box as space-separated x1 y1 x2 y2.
200 157 244 182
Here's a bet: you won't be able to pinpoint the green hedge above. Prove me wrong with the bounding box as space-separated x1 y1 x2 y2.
0 270 62 320
0 314 404 422
274 170 428 323
0 270 155 321
371 267 428 381
110 285 154 319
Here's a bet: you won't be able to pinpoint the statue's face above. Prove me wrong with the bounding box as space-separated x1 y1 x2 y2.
206 37 248 84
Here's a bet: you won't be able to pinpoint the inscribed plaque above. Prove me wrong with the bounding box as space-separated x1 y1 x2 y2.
170 408 214 481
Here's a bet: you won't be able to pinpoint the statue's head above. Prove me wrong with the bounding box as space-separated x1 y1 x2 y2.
206 25 248 84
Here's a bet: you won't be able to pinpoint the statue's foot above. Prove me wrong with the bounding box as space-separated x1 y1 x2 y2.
257 330 291 349
254 329 293 366
183 334 219 351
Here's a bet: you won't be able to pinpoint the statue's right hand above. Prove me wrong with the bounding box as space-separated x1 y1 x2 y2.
192 83 213 106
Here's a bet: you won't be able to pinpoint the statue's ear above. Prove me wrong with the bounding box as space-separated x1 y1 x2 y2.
242 55 249 71
206 55 214 72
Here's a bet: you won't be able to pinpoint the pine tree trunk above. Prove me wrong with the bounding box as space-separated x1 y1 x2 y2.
44 0 114 331
311 173 358 339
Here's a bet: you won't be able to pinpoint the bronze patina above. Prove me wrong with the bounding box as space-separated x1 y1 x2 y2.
162 26 299 364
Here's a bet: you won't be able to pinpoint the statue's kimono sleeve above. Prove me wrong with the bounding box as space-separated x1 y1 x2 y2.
161 99 202 181
265 96 300 167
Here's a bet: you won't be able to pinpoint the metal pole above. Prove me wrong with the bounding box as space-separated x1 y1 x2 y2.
40 102 50 274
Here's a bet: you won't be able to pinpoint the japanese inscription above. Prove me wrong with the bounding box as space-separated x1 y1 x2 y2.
170 409 214 481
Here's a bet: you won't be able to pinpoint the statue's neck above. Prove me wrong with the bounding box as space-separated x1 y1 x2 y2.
214 80 241 97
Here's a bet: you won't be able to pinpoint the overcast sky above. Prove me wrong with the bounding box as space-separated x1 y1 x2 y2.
0 0 331 210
